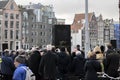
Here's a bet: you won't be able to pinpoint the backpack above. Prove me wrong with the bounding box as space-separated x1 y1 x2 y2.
22 66 36 80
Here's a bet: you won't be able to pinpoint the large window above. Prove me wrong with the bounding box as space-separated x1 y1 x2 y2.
10 21 14 28
16 21 19 28
16 14 19 19
10 30 13 39
0 20 1 26
23 12 28 20
4 30 8 39
5 13 8 19
5 21 8 28
16 30 19 39
10 3 14 10
10 41 13 50
10 13 14 19
31 38 33 43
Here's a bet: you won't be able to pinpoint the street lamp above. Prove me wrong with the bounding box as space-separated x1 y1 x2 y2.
85 0 90 58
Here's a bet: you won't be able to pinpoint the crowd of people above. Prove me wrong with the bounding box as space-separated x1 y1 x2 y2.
0 43 120 80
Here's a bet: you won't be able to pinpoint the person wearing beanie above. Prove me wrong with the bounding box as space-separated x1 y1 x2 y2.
13 55 27 80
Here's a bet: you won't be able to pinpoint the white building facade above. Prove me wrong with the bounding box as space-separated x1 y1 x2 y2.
0 0 22 51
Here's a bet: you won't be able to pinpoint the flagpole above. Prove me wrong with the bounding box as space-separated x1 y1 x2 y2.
85 0 90 58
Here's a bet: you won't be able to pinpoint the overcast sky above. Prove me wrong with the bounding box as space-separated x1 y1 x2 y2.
15 0 119 24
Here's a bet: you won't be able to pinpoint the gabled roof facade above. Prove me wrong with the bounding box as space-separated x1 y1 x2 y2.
0 0 9 9
0 0 20 11
71 12 93 32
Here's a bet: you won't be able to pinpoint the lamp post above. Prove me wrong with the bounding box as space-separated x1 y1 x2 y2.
85 0 90 58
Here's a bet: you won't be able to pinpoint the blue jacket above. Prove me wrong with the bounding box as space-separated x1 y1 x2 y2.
1 55 15 75
13 64 26 80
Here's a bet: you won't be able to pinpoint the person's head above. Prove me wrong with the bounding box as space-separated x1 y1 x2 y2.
76 45 80 50
87 51 96 59
46 44 52 51
14 55 27 67
93 46 101 54
51 45 56 52
60 46 65 52
4 49 10 56
100 45 105 53
17 49 25 55
107 43 112 49
31 47 37 52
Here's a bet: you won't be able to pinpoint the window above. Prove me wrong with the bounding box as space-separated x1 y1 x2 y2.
10 13 14 19
105 36 109 41
10 41 13 50
105 30 110 35
23 12 28 20
48 19 52 24
25 37 27 42
40 25 42 29
10 3 14 10
0 20 1 26
4 30 8 39
32 24 34 28
32 32 34 36
16 21 19 28
10 21 14 28
32 17 34 22
5 21 8 28
16 42 19 50
44 25 45 29
16 14 19 19
31 38 33 43
44 40 45 43
10 30 13 39
40 32 42 36
5 13 8 19
35 32 37 36
16 30 19 39
0 27 1 35
22 22 26 28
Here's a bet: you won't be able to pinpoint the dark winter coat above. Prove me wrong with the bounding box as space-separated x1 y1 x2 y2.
57 52 71 75
71 54 85 78
1 55 15 75
39 50 58 80
104 52 120 77
84 59 101 80
28 51 41 75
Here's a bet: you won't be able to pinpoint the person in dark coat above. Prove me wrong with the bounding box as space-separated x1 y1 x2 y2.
76 45 85 58
103 43 120 78
28 49 41 80
105 43 114 57
57 46 71 80
71 51 85 79
84 51 101 80
39 44 58 80
1 49 15 80
104 51 120 78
